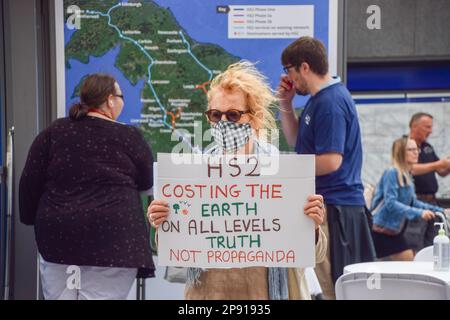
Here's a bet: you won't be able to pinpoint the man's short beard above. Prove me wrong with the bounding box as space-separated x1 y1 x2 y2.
296 89 308 96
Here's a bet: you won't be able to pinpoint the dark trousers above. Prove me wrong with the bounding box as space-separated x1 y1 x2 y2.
326 205 377 284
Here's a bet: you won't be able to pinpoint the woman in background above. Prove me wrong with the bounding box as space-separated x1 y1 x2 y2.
19 74 155 300
371 136 450 261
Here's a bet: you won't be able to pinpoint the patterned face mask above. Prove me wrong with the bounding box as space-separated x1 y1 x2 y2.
211 121 253 153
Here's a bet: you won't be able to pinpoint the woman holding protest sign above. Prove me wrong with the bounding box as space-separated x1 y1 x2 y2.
19 74 155 300
148 61 327 300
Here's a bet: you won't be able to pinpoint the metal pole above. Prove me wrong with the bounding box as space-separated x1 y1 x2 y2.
135 278 146 300
4 127 14 300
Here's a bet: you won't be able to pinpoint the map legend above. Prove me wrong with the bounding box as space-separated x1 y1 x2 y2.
228 5 314 39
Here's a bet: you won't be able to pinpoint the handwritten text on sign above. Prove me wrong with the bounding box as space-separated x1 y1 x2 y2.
156 154 315 268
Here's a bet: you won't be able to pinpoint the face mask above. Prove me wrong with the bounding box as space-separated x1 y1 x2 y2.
211 121 253 153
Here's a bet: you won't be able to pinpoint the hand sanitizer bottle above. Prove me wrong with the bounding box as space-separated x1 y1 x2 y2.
433 222 450 271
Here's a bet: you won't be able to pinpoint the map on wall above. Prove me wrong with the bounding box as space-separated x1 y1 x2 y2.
63 0 334 154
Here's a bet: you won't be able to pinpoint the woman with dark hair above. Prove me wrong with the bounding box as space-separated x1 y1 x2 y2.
19 73 155 300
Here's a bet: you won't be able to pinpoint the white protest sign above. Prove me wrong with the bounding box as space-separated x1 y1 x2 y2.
156 153 315 268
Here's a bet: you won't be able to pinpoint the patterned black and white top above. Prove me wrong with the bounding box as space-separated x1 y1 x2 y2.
19 116 155 278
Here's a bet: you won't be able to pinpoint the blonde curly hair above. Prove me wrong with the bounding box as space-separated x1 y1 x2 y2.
207 60 277 138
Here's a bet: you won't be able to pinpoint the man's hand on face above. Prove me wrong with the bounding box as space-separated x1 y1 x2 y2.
277 75 296 109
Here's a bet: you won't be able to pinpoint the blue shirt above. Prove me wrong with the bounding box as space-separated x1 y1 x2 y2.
295 80 365 205
372 168 443 231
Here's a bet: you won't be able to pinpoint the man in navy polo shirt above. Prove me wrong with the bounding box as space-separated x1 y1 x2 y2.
277 37 376 299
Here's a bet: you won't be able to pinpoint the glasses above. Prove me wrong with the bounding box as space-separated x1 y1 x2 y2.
114 94 124 100
205 109 251 123
406 148 421 154
283 64 295 74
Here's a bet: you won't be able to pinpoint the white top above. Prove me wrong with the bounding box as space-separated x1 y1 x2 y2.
344 261 450 284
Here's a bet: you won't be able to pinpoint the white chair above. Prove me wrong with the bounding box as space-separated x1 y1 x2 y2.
414 246 434 262
335 272 450 300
